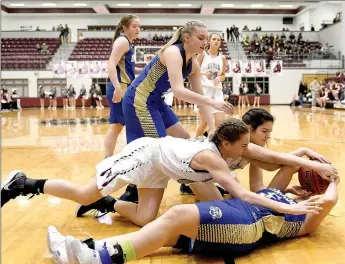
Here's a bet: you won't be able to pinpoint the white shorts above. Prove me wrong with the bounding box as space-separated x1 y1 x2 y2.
195 86 224 114
96 138 169 196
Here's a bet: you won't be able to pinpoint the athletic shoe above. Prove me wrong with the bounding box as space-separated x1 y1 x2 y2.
65 236 101 264
75 196 116 217
1 170 40 207
118 184 138 203
47 226 69 264
66 236 125 264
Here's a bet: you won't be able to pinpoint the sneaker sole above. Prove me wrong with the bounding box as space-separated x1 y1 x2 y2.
47 226 70 264
1 170 21 192
65 236 78 264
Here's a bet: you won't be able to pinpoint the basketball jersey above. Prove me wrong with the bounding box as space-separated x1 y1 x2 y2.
200 50 223 89
115 35 135 85
125 43 193 107
158 136 229 185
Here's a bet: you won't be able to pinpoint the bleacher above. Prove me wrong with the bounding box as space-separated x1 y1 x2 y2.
69 37 230 65
1 38 61 70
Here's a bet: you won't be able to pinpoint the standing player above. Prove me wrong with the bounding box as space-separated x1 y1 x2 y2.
195 33 227 137
118 21 234 202
103 15 142 159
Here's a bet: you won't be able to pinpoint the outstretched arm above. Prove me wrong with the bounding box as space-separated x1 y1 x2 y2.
194 151 321 215
243 143 338 180
163 46 233 114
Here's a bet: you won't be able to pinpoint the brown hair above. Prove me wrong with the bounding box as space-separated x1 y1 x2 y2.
159 20 206 54
210 118 249 146
113 14 139 41
206 33 222 51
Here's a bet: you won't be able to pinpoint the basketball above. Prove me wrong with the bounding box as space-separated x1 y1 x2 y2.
298 167 330 194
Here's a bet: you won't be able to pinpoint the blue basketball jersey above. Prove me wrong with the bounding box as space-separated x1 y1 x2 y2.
115 35 135 85
125 43 193 107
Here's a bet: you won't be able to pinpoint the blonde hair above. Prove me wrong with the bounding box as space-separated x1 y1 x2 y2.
159 20 206 54
113 14 139 41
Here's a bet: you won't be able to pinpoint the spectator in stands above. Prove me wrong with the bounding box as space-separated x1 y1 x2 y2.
158 33 164 41
242 25 249 31
333 13 341 23
311 25 315 31
297 33 303 44
41 43 49 54
298 80 308 108
226 27 230 42
229 26 234 42
152 33 159 41
266 47 274 68
309 78 320 107
36 26 40 31
36 43 42 53
63 24 70 42
289 32 295 43
234 26 240 42
164 34 170 41
52 26 55 31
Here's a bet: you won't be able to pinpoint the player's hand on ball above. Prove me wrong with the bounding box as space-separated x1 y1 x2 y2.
315 163 338 181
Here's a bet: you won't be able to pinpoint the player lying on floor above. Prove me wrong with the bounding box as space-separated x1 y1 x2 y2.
2 118 338 228
47 168 340 264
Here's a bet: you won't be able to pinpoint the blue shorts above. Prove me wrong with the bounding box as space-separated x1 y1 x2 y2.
179 199 261 256
122 92 179 143
174 189 306 257
106 82 126 125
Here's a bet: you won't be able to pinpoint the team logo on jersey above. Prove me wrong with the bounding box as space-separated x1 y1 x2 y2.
209 206 222 219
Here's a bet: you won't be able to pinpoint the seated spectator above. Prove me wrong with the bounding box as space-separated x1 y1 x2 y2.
152 33 159 41
158 33 164 41
311 25 315 31
36 26 40 31
242 25 249 31
36 43 42 53
316 87 330 108
40 43 49 53
289 32 295 41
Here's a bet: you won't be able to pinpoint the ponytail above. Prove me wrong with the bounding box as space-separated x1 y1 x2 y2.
113 14 139 42
159 27 183 54
159 20 206 55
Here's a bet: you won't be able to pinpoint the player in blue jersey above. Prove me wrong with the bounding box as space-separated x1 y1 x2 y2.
49 158 339 264
104 15 142 158
119 21 234 203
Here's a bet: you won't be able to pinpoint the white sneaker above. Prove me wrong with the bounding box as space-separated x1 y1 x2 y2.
65 236 101 264
47 226 69 264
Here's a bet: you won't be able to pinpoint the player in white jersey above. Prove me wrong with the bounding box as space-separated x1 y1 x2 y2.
195 33 229 137
2 119 338 228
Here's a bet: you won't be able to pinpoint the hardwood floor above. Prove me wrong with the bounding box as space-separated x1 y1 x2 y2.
2 106 345 264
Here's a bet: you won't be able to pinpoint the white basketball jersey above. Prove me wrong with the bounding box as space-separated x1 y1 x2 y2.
158 136 225 184
200 51 223 89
